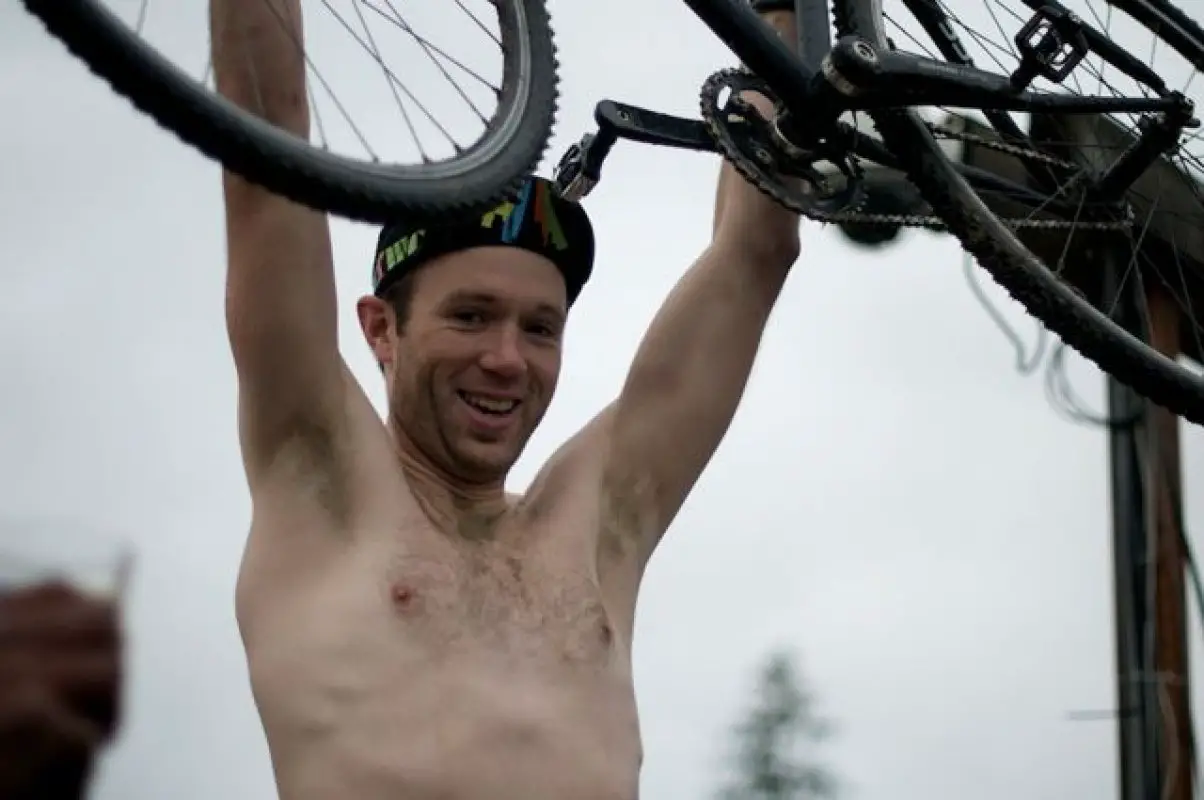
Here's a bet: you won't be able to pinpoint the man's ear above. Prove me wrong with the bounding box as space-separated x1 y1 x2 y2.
356 294 395 371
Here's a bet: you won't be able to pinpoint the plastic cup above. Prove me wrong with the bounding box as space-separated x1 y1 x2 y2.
0 516 133 600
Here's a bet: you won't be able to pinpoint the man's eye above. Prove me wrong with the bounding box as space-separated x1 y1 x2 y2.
453 310 486 325
525 322 559 339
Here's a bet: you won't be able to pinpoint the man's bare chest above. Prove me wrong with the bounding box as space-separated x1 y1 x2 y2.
236 468 640 687
379 537 617 664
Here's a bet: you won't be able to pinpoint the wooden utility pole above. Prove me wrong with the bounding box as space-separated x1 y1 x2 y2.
1146 279 1192 800
1101 242 1158 800
1098 248 1192 800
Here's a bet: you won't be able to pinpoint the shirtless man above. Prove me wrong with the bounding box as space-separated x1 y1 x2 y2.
214 1 802 798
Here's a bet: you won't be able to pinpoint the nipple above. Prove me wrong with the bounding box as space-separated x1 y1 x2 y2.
392 584 415 607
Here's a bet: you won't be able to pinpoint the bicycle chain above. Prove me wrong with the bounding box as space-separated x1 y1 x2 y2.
699 67 1135 232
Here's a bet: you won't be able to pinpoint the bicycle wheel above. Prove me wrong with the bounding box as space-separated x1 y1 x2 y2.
20 0 559 224
834 0 1204 424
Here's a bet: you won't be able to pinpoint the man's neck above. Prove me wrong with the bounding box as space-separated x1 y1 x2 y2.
389 422 511 541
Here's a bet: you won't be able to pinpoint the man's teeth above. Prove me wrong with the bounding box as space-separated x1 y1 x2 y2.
462 393 518 414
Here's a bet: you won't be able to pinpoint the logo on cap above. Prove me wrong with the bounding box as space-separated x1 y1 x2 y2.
479 180 569 251
376 229 426 284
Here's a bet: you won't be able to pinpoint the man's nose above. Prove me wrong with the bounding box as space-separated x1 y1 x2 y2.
478 326 527 379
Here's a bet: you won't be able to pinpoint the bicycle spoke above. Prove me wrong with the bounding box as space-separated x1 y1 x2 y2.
103 0 510 166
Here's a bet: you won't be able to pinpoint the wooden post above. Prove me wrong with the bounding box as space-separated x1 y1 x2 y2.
1101 242 1157 800
1146 279 1193 800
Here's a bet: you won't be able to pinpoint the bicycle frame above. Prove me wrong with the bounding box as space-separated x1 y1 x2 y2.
554 0 1197 209
679 0 823 118
679 0 1191 119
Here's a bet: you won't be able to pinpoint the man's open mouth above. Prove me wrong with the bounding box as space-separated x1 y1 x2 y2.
458 391 520 416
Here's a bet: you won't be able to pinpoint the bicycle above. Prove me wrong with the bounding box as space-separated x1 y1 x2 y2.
18 0 1204 424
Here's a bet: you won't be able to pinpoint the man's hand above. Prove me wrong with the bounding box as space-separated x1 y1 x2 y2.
0 583 122 800
712 8 804 262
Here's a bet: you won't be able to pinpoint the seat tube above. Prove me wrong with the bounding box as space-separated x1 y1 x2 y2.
793 0 833 74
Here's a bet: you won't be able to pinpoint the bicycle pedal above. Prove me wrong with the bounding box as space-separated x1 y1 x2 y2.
1013 6 1088 85
553 135 600 202
557 171 598 203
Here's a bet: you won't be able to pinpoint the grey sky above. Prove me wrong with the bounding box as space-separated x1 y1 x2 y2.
3 1 1203 799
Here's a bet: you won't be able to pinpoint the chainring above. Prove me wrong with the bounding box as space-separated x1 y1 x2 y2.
700 68 867 222
699 68 1135 233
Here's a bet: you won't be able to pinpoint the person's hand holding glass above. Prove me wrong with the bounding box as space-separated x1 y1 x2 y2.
0 519 129 800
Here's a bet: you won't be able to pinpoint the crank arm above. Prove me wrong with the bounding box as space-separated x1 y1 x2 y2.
594 100 717 152
554 100 717 201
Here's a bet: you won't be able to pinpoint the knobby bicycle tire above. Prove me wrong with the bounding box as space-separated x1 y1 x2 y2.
833 0 1204 425
1110 0 1204 73
21 0 560 224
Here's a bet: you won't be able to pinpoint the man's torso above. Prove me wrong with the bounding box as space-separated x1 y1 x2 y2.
234 392 644 800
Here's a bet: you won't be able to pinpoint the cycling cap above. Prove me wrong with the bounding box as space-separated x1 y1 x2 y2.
372 176 595 307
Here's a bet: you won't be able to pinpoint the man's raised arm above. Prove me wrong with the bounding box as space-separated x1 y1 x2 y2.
211 0 344 478
603 10 803 562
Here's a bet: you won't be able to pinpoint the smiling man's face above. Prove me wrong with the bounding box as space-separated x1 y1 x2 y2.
377 246 568 485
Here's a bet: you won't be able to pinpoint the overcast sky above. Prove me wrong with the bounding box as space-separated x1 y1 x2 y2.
3 2 1204 799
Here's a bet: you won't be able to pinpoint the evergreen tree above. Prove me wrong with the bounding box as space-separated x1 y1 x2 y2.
716 649 837 800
